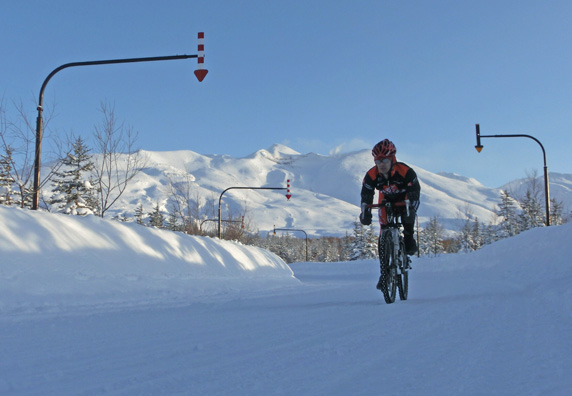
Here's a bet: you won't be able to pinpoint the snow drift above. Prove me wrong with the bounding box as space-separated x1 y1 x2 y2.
0 206 298 313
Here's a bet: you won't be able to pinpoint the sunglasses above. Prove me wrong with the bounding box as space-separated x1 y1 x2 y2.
375 158 392 165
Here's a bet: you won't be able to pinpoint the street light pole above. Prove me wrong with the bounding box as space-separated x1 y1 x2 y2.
32 54 200 210
475 124 551 226
218 186 290 238
32 30 208 210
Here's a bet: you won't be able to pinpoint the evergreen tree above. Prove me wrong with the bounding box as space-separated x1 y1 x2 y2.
518 189 544 231
419 216 445 256
496 190 520 238
349 221 377 260
480 221 497 246
167 211 182 231
0 146 16 206
134 204 145 225
457 218 473 253
470 217 484 251
549 198 566 226
265 233 297 263
148 203 165 228
339 232 352 262
49 137 98 215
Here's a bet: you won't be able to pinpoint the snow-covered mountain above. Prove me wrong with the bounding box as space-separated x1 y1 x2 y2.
501 172 572 209
42 144 572 236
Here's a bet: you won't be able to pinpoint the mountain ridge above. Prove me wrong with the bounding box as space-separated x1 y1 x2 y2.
43 145 572 237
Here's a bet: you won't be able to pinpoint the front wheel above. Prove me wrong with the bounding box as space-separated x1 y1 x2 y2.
398 240 409 301
378 231 396 304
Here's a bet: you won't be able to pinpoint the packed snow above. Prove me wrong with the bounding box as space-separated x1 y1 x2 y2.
1 205 571 395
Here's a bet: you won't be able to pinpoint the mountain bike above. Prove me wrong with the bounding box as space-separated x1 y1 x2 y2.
367 200 412 304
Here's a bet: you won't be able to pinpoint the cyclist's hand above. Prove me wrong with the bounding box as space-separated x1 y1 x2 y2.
360 211 372 225
360 203 372 225
406 190 420 212
406 190 419 202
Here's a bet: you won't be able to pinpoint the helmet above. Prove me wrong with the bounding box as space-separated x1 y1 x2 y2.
372 139 396 161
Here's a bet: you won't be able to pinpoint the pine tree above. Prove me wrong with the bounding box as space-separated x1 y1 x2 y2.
148 203 165 228
419 216 445 256
457 218 473 253
549 198 566 226
496 190 520 238
49 137 98 215
364 227 378 258
480 221 497 246
167 211 182 231
470 217 484 251
518 189 544 231
349 221 377 260
339 232 352 262
134 204 145 225
0 146 16 206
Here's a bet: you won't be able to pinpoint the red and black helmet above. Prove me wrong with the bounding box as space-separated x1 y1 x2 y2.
372 139 396 161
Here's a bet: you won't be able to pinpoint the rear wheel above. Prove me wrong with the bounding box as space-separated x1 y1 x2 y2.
378 231 396 304
398 240 409 301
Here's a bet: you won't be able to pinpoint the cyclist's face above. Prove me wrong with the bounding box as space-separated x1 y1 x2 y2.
375 157 392 175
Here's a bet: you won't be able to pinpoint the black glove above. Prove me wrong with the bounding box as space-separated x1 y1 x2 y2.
360 203 372 225
406 190 419 202
406 190 420 212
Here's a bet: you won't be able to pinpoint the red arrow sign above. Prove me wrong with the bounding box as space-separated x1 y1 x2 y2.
194 69 208 82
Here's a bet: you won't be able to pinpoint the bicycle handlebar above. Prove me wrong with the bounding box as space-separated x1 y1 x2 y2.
366 200 410 217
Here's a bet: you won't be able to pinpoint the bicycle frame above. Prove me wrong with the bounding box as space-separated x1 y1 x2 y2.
367 200 411 303
367 200 410 268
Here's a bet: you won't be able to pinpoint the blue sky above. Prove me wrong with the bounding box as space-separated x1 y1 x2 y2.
2 0 571 188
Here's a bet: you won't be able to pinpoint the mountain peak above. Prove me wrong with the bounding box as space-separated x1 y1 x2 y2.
246 144 300 160
265 144 300 157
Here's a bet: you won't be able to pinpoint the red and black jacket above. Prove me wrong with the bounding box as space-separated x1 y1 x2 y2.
361 162 420 208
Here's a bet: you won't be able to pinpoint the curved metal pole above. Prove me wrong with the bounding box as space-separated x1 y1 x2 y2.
475 124 551 226
218 186 287 238
32 54 198 210
273 228 308 261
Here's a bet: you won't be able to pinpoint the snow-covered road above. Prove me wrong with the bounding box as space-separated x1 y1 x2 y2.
2 256 571 396
1 207 571 395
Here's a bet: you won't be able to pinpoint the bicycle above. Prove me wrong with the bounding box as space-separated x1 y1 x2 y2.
366 200 412 304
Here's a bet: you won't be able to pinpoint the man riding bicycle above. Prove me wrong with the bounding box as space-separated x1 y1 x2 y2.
359 139 421 256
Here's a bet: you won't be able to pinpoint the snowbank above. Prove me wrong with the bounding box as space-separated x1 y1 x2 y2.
0 206 298 312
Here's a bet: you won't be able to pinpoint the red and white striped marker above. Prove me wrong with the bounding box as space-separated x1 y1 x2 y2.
286 179 291 200
194 32 208 82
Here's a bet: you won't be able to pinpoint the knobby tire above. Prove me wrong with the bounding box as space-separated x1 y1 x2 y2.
378 231 396 304
398 240 409 301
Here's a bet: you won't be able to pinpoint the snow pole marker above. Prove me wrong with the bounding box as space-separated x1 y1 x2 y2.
286 179 291 200
194 32 208 82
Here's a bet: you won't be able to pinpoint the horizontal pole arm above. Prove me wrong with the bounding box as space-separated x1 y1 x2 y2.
38 54 198 107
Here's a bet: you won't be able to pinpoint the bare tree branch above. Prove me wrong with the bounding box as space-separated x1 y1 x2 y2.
92 102 148 217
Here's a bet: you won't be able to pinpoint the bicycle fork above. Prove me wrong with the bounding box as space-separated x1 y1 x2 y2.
390 228 409 275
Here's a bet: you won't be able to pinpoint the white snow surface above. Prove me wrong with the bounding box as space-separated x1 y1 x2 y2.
1 205 571 395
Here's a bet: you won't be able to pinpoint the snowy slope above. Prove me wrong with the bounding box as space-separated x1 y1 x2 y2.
40 144 570 237
0 206 298 312
1 204 571 395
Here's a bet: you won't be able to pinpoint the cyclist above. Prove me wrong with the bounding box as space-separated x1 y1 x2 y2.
359 139 421 255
